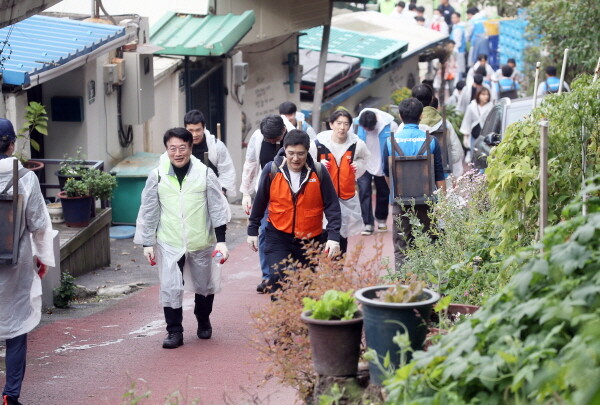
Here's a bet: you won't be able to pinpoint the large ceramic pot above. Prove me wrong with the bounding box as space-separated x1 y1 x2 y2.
355 285 440 385
301 310 363 377
57 191 92 227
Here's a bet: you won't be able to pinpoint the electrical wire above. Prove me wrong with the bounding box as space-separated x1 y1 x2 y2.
116 85 133 147
246 34 296 54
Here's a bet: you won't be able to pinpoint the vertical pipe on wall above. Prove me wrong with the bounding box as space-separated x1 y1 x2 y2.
311 1 333 132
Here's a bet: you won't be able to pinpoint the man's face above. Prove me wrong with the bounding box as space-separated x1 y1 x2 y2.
508 62 516 69
284 144 308 173
166 137 192 168
264 128 286 145
331 116 351 139
451 13 460 24
186 123 205 144
283 113 297 126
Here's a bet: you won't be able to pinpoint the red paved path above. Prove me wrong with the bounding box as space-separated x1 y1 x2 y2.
8 221 394 405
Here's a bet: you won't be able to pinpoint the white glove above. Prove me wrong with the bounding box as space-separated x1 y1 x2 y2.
143 246 155 265
213 242 229 264
242 194 252 215
247 235 258 252
320 159 331 170
324 240 340 258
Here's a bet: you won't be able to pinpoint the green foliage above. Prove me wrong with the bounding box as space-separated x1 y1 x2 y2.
391 171 509 306
378 274 426 303
63 177 90 197
53 272 76 308
84 168 117 200
59 147 88 177
527 0 600 81
383 177 600 404
390 87 412 105
303 289 359 321
486 75 600 254
14 101 48 161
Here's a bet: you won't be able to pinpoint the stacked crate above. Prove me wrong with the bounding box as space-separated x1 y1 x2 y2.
498 17 536 68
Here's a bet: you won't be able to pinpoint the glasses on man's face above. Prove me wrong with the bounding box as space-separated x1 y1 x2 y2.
286 151 307 159
167 145 189 154
333 121 351 127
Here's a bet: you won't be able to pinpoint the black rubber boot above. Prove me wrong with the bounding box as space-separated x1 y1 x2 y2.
163 307 184 348
194 294 214 339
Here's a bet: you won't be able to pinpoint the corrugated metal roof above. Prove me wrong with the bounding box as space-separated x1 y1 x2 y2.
150 11 255 56
0 15 126 86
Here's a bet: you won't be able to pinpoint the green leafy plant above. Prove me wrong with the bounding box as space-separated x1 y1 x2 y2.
302 289 359 321
383 176 600 404
53 272 76 308
390 170 509 306
59 147 88 177
63 177 90 198
84 168 117 200
486 74 600 254
14 101 48 161
378 274 426 303
390 87 412 105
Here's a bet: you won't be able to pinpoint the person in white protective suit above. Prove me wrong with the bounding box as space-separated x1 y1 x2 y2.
278 101 317 141
0 118 55 405
184 109 237 198
309 109 370 253
134 128 231 349
239 115 286 294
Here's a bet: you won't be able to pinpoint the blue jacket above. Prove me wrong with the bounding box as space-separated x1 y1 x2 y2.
383 124 445 202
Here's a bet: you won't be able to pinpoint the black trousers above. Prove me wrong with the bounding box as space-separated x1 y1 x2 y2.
357 172 390 226
2 333 27 400
164 255 214 333
265 227 320 292
392 204 436 266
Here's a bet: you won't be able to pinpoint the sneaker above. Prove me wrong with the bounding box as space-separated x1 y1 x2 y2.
361 224 374 236
197 320 212 340
377 221 388 232
162 331 184 349
256 280 268 294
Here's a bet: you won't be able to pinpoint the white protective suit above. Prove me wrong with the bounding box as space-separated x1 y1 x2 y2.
309 131 370 238
134 153 231 308
281 112 317 140
240 129 282 195
0 157 54 340
202 129 237 198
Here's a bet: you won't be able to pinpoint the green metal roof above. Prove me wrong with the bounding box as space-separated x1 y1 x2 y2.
300 26 408 69
150 11 255 56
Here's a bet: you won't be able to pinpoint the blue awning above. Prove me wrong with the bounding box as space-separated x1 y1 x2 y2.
0 15 126 86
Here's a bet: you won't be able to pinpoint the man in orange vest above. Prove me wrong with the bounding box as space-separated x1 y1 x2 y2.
247 130 341 293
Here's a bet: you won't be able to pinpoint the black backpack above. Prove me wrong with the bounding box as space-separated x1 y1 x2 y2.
388 133 435 205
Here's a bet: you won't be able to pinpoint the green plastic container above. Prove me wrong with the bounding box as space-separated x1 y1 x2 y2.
110 152 161 225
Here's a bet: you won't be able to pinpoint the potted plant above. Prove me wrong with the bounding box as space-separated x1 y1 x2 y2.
355 275 440 385
300 289 363 377
83 168 117 217
57 177 92 227
14 101 48 175
56 147 89 190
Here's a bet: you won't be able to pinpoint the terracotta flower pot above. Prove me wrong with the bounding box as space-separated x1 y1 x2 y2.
301 310 363 377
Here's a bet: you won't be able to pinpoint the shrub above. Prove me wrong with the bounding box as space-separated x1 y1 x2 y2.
384 176 600 404
250 239 389 402
390 170 509 306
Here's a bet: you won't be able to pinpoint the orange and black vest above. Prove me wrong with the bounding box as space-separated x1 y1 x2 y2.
315 140 356 200
268 164 324 239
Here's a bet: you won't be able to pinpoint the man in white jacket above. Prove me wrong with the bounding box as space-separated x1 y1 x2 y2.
279 101 317 141
354 108 398 235
240 115 286 293
184 110 236 199
0 119 55 405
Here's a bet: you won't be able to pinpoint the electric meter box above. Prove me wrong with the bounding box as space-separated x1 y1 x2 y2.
121 52 155 125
